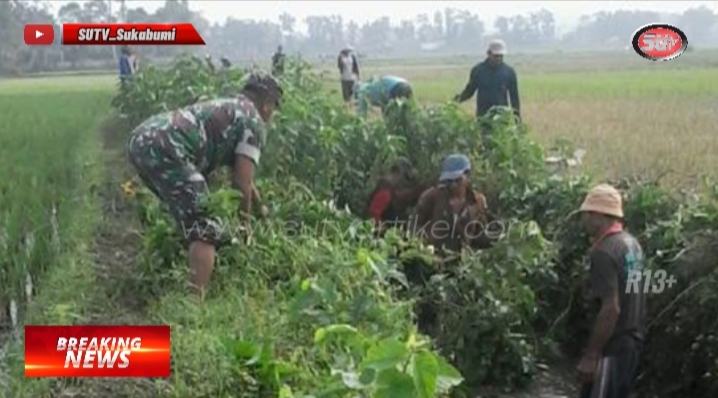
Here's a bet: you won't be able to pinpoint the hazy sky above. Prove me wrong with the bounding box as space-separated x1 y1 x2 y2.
51 1 718 33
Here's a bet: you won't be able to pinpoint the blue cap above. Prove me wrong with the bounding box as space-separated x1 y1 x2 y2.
439 154 471 182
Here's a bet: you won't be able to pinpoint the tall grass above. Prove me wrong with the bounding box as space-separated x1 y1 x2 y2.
0 85 108 331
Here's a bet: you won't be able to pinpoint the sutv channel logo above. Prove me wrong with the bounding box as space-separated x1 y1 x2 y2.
631 23 687 61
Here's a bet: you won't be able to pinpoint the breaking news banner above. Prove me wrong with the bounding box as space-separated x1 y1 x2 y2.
24 325 171 378
61 23 205 45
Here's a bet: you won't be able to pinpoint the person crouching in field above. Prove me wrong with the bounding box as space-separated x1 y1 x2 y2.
127 73 282 299
354 76 413 118
366 157 428 235
413 154 489 255
409 154 489 335
574 184 646 398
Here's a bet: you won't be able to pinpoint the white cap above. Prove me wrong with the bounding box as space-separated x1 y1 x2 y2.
488 39 507 55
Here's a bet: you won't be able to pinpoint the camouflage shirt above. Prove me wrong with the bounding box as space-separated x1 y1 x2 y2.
135 94 265 175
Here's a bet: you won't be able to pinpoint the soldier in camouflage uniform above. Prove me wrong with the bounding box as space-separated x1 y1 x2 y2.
127 73 282 298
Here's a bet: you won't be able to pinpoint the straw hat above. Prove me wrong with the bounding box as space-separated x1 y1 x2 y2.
578 184 624 218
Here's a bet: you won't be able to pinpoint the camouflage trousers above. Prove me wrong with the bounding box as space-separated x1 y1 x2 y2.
127 124 223 247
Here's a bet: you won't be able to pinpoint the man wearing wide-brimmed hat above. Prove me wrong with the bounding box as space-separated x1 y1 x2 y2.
575 184 646 398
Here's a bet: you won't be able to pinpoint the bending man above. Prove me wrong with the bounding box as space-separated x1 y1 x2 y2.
127 73 282 298
354 76 413 118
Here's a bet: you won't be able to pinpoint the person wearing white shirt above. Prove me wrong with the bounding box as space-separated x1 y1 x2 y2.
337 47 360 103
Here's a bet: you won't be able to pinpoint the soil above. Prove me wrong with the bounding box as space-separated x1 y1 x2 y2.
475 358 580 398
90 116 149 318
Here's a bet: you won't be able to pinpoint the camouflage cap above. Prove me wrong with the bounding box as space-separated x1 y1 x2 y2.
244 73 283 106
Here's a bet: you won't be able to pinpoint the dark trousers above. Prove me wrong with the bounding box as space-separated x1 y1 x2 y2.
341 80 354 102
579 335 642 398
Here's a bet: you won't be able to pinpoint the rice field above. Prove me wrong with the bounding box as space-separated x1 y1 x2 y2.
327 51 718 186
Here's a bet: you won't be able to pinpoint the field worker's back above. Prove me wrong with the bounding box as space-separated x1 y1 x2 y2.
355 76 408 116
129 95 266 176
378 76 408 94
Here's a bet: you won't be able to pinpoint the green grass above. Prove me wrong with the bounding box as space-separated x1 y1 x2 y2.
0 78 110 395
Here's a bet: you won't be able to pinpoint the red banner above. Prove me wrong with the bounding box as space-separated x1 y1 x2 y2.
62 23 205 45
25 325 171 378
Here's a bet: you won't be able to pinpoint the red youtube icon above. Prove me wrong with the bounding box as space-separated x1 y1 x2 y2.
24 24 54 46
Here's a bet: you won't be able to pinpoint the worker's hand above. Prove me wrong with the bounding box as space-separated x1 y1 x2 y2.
577 351 600 384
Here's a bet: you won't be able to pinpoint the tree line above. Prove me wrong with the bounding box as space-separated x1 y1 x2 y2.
3 0 717 75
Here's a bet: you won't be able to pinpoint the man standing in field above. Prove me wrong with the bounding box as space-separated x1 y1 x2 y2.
118 46 137 83
453 39 521 120
354 76 413 118
127 73 282 299
272 45 286 77
337 47 360 103
575 184 646 398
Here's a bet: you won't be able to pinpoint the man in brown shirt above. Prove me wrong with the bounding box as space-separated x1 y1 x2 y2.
575 184 646 398
413 154 488 254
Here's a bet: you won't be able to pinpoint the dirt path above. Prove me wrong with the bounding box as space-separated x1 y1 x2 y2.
45 116 163 397
90 115 149 318
488 362 579 398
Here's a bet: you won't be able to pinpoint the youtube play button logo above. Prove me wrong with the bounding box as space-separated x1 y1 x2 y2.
24 24 55 46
